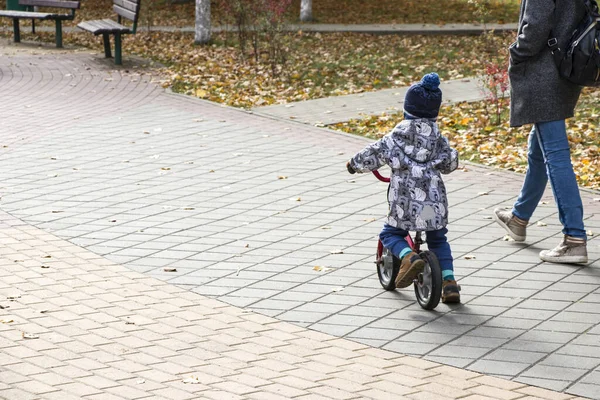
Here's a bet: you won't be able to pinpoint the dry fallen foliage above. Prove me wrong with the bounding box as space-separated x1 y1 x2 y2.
332 88 600 190
78 31 506 108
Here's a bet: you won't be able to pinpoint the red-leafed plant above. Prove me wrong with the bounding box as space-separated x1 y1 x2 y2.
482 61 510 125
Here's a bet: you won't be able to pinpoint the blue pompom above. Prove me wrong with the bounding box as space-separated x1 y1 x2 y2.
420 73 440 90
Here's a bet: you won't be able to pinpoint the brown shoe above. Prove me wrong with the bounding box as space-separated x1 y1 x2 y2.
442 280 461 303
394 252 425 288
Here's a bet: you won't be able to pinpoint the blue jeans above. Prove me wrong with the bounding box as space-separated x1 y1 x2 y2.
379 224 454 276
512 120 586 239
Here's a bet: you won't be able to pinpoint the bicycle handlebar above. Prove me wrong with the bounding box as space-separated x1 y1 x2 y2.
372 170 390 183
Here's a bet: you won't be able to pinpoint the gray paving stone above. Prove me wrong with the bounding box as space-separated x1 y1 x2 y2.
502 339 563 353
520 364 588 382
468 326 525 340
482 316 540 330
541 354 600 370
483 349 546 364
468 360 529 377
566 382 600 399
429 344 489 359
346 327 405 341
557 344 600 358
514 377 571 393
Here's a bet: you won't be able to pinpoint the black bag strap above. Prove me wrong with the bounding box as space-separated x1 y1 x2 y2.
547 0 600 52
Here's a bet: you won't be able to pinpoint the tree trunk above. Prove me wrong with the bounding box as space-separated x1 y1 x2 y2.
300 0 312 22
195 0 211 44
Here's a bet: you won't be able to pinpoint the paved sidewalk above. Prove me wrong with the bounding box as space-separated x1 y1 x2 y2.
0 209 588 400
253 78 486 126
0 40 600 399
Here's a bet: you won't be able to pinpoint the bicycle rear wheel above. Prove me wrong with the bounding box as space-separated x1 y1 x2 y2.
376 240 400 291
414 250 442 310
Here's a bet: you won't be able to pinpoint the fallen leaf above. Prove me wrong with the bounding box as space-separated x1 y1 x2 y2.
161 167 171 171
278 176 288 180
320 226 332 230
7 295 20 300
537 221 547 227
330 249 344 254
331 287 344 292
478 191 489 196
163 268 177 272
1 319 14 324
464 254 476 260
483 216 493 220
22 333 39 339
183 376 203 384
313 266 334 272
41 265 50 269
183 207 195 210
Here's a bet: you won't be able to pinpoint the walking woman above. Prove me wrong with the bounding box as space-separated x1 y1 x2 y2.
493 0 588 263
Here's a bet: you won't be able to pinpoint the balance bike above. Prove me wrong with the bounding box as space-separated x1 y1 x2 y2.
372 170 443 310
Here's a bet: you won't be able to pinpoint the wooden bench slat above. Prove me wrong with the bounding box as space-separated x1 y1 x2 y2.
114 0 140 12
77 18 131 34
19 0 79 9
114 5 137 22
0 10 53 19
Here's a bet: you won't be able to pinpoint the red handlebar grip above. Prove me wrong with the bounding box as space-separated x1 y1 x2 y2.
372 170 390 183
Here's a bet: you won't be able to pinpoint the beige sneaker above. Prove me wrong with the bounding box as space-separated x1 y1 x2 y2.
540 235 588 264
395 252 425 289
493 208 528 242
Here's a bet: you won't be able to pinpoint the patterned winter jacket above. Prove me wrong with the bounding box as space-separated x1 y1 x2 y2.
349 118 458 231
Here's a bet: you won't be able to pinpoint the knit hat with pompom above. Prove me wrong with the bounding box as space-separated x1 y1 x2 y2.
403 73 442 119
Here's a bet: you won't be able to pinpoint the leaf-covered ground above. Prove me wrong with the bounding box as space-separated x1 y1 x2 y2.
332 88 600 190
0 0 520 26
65 31 510 108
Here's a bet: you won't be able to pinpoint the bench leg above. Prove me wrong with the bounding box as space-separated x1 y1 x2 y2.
54 20 62 48
13 19 20 43
114 33 122 65
31 19 35 34
102 33 112 58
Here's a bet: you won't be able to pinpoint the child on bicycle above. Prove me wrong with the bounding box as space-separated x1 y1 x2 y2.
346 73 460 303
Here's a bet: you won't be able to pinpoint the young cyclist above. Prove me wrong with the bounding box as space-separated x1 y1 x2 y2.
346 73 461 303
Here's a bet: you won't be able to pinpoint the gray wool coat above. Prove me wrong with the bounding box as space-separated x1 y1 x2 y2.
509 0 585 127
349 119 458 231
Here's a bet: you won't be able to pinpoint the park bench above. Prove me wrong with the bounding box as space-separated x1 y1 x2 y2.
0 0 80 48
77 0 142 65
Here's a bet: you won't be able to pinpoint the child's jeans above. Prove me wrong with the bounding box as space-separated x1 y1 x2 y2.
379 224 454 279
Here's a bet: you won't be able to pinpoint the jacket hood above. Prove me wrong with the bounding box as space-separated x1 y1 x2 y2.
391 119 441 163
